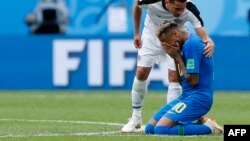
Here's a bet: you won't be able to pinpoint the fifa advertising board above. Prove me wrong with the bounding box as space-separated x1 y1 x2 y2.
53 39 168 89
0 36 168 90
0 36 250 90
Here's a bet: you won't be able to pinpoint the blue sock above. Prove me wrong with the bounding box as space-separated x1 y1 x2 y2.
183 124 211 135
145 123 155 134
154 126 173 135
154 124 211 135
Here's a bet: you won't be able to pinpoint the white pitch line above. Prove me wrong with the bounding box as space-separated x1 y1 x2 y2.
0 118 124 126
0 118 223 138
0 132 223 138
0 131 121 138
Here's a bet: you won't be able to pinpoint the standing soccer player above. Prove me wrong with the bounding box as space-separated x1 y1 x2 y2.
145 21 223 135
122 0 215 133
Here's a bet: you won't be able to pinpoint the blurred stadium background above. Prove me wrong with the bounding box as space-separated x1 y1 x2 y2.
0 0 250 140
0 0 250 90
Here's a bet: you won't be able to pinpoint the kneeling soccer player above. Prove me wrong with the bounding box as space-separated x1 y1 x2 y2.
145 22 223 135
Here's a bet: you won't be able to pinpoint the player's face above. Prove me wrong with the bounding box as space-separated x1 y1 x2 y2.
166 30 182 48
160 32 179 49
166 0 186 17
167 36 179 47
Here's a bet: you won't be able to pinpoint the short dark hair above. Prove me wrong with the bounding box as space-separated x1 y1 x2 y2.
156 21 178 39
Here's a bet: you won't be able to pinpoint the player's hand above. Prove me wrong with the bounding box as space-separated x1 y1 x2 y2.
203 39 215 58
161 42 180 59
134 33 142 48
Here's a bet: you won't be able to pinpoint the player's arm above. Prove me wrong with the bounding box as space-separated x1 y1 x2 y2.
133 0 143 48
175 54 199 86
187 2 215 58
134 0 142 35
195 27 215 57
133 0 161 48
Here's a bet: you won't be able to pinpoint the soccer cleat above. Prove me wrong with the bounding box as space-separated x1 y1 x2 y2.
121 118 143 133
203 118 224 135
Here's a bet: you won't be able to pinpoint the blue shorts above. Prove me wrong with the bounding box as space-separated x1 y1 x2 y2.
153 96 212 125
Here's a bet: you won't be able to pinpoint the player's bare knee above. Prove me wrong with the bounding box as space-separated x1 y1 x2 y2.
136 67 151 80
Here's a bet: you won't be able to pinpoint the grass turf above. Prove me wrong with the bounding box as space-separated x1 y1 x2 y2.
0 90 249 141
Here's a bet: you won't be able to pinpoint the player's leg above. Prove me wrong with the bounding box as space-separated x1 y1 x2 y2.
154 115 212 135
154 105 211 135
154 123 212 135
122 24 165 132
152 98 222 135
121 66 151 133
145 99 179 134
122 51 160 132
154 118 223 135
121 25 163 133
166 54 182 104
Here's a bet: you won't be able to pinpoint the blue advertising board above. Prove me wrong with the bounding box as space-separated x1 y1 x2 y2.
0 35 250 90
0 0 249 90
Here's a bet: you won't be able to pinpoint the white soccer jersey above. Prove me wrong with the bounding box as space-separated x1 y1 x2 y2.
142 1 202 32
137 1 204 69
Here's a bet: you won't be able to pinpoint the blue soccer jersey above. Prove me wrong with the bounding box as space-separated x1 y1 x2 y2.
181 33 214 108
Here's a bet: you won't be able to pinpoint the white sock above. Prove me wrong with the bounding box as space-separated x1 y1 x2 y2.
131 77 147 119
132 109 142 121
167 82 182 104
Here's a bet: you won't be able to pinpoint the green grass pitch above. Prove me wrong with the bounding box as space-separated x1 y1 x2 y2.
0 90 249 141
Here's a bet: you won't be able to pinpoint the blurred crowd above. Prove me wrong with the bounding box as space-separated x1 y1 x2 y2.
25 0 69 34
24 0 250 36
